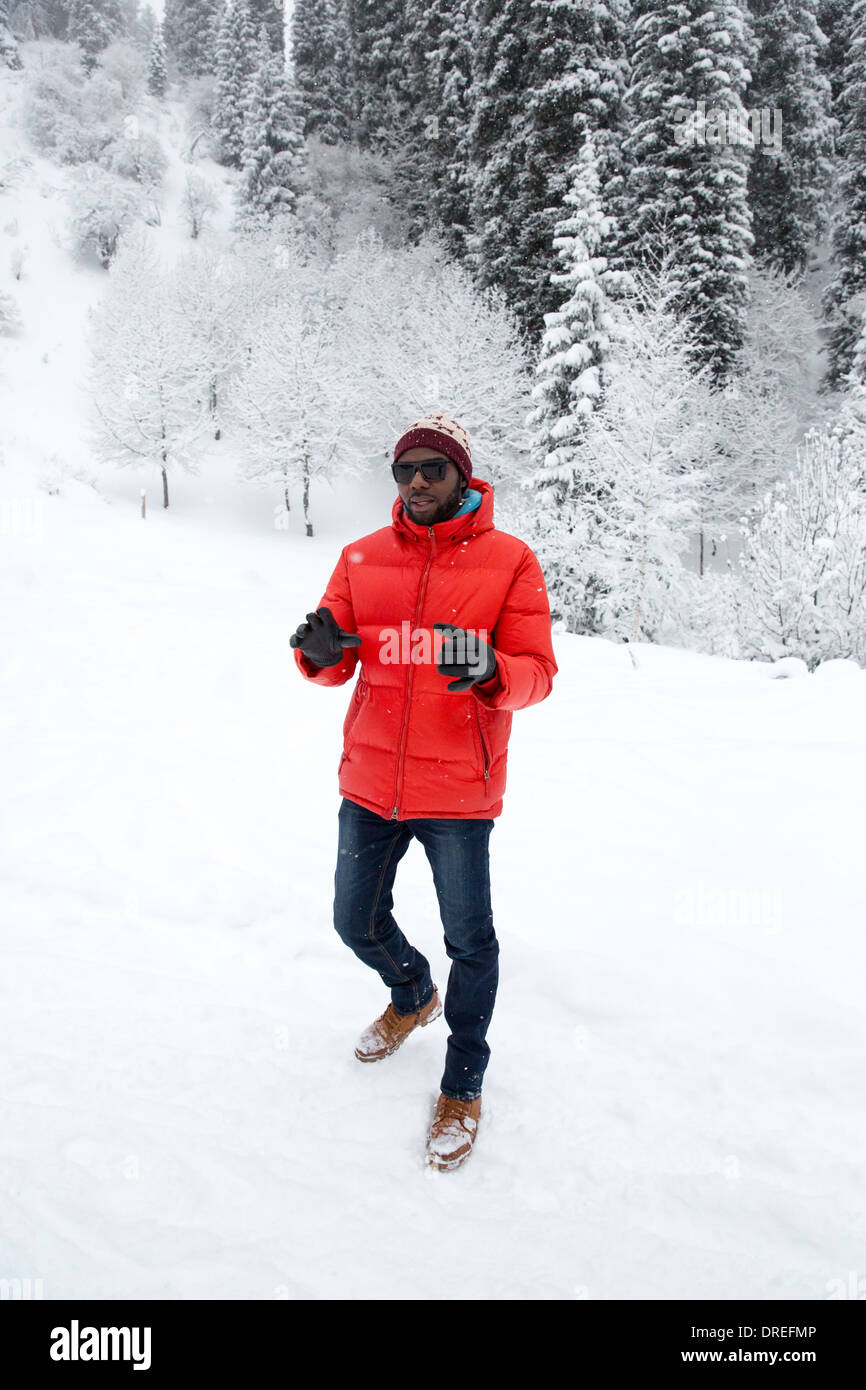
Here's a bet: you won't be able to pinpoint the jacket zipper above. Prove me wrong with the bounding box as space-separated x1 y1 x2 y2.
391 525 436 819
474 705 490 782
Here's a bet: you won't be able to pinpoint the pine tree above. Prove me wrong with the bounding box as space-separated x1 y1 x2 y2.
526 133 632 491
131 3 158 53
291 0 352 145
389 0 476 254
427 0 475 262
465 0 630 342
746 1 835 274
615 0 758 384
25 1 72 41
816 0 850 105
239 25 307 221
0 0 22 70
163 0 222 77
823 0 866 388
213 0 259 167
248 0 284 55
346 0 408 151
522 250 714 640
147 21 167 97
69 0 114 74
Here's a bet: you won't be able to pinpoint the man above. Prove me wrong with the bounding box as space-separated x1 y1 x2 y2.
291 411 557 1171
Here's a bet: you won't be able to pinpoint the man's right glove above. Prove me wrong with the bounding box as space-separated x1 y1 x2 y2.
290 606 362 668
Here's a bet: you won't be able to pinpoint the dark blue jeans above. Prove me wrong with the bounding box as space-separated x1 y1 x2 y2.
333 797 499 1102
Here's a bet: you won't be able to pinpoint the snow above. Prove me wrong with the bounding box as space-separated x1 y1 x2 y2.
1 467 865 1299
1 50 865 1304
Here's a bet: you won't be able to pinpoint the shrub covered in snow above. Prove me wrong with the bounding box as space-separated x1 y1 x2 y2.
103 128 167 187
21 39 164 193
736 425 866 668
66 163 147 267
22 41 124 165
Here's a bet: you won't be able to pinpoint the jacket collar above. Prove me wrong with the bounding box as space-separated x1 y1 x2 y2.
391 476 495 544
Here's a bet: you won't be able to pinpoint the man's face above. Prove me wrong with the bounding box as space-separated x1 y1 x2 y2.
395 448 465 525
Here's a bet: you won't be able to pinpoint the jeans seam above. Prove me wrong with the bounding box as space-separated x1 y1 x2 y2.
367 827 418 1005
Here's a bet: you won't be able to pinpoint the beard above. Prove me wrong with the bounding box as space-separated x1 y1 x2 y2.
407 480 465 524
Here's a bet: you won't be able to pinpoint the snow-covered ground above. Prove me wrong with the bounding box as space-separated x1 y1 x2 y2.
2 54 865 1302
2 457 865 1300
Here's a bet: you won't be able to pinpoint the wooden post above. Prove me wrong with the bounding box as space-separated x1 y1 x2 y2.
141 489 146 519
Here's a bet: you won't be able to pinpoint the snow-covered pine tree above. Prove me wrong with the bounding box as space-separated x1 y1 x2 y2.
526 132 632 497
130 3 158 54
523 248 715 640
86 227 211 506
816 0 850 104
248 0 284 55
745 0 835 274
465 0 630 342
384 0 452 246
162 0 181 55
291 0 353 144
69 0 114 74
615 0 757 385
427 0 475 263
147 21 167 98
0 0 23 69
345 0 408 151
213 0 260 167
823 0 866 388
19 1 70 41
388 0 477 257
162 0 222 77
849 311 866 387
238 25 307 223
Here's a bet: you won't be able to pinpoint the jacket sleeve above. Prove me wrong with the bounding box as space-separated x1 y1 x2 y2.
472 544 558 712
293 546 361 688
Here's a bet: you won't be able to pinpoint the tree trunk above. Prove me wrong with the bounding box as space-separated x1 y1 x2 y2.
210 379 220 439
699 529 704 578
303 453 313 538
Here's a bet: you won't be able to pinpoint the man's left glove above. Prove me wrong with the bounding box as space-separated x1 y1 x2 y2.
433 622 498 692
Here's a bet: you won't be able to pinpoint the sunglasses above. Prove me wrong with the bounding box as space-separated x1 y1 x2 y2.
392 459 450 484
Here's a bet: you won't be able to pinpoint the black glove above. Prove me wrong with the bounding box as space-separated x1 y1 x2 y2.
290 607 362 668
433 623 497 692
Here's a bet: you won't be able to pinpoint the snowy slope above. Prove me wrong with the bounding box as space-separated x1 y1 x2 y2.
2 56 865 1303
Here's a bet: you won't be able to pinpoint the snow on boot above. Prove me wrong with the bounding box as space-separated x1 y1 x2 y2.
425 1093 482 1171
353 987 442 1063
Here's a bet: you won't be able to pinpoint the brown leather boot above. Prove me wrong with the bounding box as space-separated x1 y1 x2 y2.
425 1092 482 1171
354 987 442 1063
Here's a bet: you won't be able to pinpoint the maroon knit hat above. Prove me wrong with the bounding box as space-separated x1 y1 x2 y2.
393 410 473 488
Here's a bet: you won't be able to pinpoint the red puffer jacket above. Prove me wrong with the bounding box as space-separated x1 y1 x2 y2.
293 476 558 819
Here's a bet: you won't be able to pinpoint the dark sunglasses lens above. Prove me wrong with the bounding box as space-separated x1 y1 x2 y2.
393 461 448 482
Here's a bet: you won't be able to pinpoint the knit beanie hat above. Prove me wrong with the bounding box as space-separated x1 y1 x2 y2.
393 410 473 488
